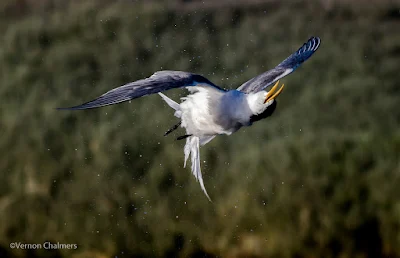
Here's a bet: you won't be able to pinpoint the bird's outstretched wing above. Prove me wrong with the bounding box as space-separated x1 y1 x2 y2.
237 36 321 94
57 71 223 110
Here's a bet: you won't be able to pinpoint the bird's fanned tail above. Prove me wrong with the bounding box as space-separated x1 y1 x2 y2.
159 92 213 200
158 93 182 118
184 136 211 201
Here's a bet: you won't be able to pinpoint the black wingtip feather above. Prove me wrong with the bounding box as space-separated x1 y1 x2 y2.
277 36 321 70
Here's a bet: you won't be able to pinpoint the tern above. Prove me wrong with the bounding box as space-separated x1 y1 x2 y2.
58 36 321 200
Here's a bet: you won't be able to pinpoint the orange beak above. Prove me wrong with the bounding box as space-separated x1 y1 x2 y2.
264 80 285 104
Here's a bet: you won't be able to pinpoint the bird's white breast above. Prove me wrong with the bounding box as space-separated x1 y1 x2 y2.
180 87 225 136
180 87 255 136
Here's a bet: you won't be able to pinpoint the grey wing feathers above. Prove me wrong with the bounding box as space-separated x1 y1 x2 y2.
238 36 321 94
57 71 222 110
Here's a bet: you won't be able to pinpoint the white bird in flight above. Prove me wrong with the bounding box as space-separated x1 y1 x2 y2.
58 37 321 200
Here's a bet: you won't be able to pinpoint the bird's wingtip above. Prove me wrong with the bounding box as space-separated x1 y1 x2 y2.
56 107 71 111
55 105 88 111
277 36 321 70
296 36 321 56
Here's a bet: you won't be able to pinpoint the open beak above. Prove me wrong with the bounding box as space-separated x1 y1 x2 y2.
264 80 285 104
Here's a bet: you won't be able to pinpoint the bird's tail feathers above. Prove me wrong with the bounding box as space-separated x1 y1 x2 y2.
184 136 211 201
199 135 216 146
159 92 213 200
158 93 182 118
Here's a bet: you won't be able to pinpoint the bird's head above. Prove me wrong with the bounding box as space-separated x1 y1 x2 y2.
247 80 285 116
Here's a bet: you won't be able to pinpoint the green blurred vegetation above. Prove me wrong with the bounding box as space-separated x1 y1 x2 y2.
0 0 400 257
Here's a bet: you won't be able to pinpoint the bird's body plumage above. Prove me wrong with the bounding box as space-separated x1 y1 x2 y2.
159 88 274 199
180 88 258 136
58 37 321 200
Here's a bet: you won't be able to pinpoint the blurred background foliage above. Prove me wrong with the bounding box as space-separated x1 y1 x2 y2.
0 0 400 257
